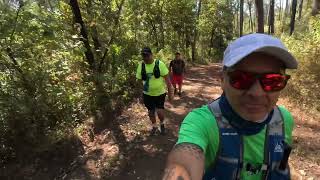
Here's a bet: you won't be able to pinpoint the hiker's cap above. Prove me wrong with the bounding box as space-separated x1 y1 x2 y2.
223 33 298 69
141 47 152 55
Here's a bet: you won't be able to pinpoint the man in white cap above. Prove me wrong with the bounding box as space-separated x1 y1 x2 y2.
162 33 298 180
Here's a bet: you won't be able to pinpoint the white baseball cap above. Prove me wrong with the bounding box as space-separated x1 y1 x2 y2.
223 33 298 69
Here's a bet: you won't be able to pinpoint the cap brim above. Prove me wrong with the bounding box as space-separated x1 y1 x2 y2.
224 46 298 69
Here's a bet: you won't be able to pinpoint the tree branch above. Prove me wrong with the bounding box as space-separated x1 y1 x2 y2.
9 0 24 44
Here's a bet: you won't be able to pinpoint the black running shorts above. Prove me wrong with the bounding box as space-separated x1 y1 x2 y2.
143 93 166 111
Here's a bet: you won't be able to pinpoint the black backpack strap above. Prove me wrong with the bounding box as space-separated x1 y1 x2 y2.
141 62 147 81
153 59 161 78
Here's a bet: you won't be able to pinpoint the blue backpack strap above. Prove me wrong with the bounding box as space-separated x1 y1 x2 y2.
204 100 243 180
262 106 291 180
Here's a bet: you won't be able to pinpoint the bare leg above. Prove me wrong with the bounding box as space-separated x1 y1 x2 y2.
148 110 157 135
148 110 157 124
157 109 165 123
157 109 166 135
178 84 182 94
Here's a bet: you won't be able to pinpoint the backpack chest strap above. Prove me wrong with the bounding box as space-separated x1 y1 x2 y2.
208 100 243 180
207 100 285 180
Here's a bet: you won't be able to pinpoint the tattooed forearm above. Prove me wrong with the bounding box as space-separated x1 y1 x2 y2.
172 143 204 161
163 143 204 180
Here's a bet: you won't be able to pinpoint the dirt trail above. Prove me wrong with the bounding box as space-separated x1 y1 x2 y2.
70 63 319 180
105 64 319 180
106 64 222 180
7 64 319 180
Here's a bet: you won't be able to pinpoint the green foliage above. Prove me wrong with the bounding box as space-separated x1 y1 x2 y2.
0 0 143 163
282 15 320 113
199 0 234 61
4 0 318 166
0 1 89 161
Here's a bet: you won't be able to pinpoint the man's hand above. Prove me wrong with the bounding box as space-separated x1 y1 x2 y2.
164 74 174 102
162 143 205 180
162 164 191 180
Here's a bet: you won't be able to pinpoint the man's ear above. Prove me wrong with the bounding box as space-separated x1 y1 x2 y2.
220 71 226 91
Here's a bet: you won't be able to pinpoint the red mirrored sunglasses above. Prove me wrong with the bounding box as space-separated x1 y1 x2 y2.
227 70 290 92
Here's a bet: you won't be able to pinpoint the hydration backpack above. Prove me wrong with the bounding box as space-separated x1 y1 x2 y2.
203 100 291 180
141 59 160 81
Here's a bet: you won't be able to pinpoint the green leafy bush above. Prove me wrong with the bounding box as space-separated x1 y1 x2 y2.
282 16 320 113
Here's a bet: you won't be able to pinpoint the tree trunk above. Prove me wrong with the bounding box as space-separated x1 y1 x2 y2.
265 2 270 24
279 0 283 21
298 0 304 19
69 0 95 70
255 0 264 33
158 0 165 49
268 0 275 34
240 0 244 36
282 0 289 32
248 0 254 32
312 0 320 15
208 27 215 57
86 1 102 59
236 3 240 34
290 0 298 35
285 0 290 14
192 0 202 62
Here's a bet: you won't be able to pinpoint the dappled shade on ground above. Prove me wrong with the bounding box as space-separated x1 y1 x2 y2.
2 64 320 179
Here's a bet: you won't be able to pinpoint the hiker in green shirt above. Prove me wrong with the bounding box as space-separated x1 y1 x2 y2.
136 47 173 135
162 34 298 180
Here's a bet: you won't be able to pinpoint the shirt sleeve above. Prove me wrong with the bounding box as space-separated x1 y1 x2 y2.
136 62 142 79
177 108 211 152
159 60 169 76
279 106 295 145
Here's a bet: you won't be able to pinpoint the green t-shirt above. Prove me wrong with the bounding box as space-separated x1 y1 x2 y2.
136 59 169 96
177 105 294 180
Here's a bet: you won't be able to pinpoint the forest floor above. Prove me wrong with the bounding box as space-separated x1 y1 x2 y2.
2 64 320 180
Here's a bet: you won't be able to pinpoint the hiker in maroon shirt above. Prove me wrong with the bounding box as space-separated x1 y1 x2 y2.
169 52 186 96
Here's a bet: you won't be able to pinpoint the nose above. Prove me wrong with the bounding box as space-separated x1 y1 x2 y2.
246 80 266 96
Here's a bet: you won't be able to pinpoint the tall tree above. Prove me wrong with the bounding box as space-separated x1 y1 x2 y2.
298 0 304 19
290 0 298 35
312 0 320 15
282 0 289 32
69 0 95 70
191 0 202 62
278 0 283 21
248 0 254 32
240 0 244 36
234 1 240 36
268 0 275 34
255 0 264 33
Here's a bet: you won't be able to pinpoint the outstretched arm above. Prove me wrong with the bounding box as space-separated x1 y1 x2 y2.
162 143 205 180
163 74 173 101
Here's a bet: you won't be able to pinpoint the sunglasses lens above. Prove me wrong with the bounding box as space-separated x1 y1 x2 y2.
229 71 256 90
228 71 290 92
261 74 289 91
